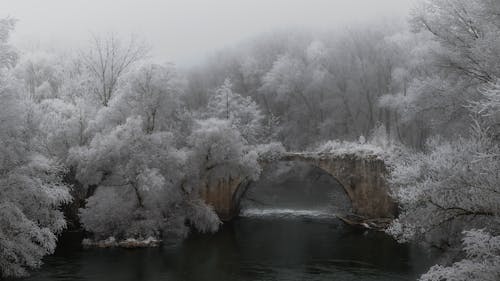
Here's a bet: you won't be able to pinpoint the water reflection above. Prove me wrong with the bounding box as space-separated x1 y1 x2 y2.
23 162 435 281
23 217 434 281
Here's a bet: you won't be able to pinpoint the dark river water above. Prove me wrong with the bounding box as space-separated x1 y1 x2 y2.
22 213 435 281
23 164 435 281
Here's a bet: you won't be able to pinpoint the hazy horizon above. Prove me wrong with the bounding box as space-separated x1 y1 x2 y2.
1 0 414 66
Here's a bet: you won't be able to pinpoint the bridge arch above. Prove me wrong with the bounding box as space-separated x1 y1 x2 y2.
199 153 397 221
237 161 353 214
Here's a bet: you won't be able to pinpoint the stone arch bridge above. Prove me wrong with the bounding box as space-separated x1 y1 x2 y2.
199 152 396 221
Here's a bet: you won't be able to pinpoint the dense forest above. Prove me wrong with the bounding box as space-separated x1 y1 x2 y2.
1 0 499 280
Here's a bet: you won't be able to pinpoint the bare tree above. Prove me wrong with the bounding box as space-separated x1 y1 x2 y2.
80 34 149 106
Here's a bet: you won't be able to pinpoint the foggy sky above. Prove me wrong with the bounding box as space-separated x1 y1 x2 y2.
1 0 414 66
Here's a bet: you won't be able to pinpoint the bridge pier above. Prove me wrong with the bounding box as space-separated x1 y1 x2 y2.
311 156 396 218
199 176 249 221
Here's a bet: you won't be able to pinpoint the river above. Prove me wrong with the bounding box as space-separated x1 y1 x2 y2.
22 163 435 281
22 210 435 281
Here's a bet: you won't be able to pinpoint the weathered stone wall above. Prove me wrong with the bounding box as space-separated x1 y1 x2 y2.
200 153 396 221
282 153 396 218
199 177 247 221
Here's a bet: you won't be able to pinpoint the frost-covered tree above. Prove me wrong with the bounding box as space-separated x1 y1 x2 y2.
186 26 402 149
386 118 500 281
15 51 62 102
472 81 500 137
0 155 71 278
207 79 264 144
80 34 148 106
123 63 185 133
187 118 261 189
71 117 219 240
419 229 500 281
0 18 17 68
378 31 440 147
85 63 191 144
411 0 500 84
72 117 180 237
385 1 500 252
0 19 71 278
260 53 321 147
35 98 95 161
383 4 500 280
381 0 500 145
387 128 500 248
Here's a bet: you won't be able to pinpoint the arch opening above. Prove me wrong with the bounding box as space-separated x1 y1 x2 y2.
237 161 353 218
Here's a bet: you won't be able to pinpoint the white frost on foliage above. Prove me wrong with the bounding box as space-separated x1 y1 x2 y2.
315 124 397 159
79 186 139 239
0 20 71 277
0 203 57 277
73 116 218 240
207 78 265 144
253 142 286 161
188 118 261 185
472 81 500 126
316 140 385 157
419 230 500 281
185 199 221 234
387 133 500 247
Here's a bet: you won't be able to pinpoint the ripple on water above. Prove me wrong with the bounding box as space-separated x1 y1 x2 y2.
239 208 339 219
